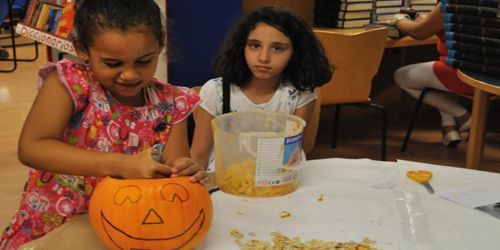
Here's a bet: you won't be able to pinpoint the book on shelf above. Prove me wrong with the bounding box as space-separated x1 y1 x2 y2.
364 22 405 38
337 10 372 19
445 32 500 47
337 18 372 28
448 49 500 68
332 2 374 11
376 0 402 7
32 1 63 29
446 40 500 57
409 0 437 4
444 13 500 28
316 18 371 28
445 58 500 77
375 13 396 21
44 8 62 33
54 2 75 38
34 2 52 28
24 0 41 24
314 8 372 20
444 23 500 39
410 4 436 12
375 6 402 14
441 3 499 18
441 0 499 8
15 22 76 55
314 10 372 20
315 0 375 8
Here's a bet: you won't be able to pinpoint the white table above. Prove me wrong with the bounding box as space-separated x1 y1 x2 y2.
21 158 500 250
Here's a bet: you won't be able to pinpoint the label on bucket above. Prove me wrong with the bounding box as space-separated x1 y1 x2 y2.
255 133 303 187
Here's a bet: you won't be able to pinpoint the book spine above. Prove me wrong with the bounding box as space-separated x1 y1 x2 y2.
54 2 75 38
446 40 500 57
30 1 44 26
24 0 39 24
441 3 499 18
444 23 500 39
448 49 500 68
445 31 500 47
444 13 500 29
441 0 498 8
445 58 500 77
44 8 57 32
15 23 76 55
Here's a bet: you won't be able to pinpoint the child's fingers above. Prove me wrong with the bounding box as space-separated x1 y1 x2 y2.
171 167 193 177
155 164 172 177
170 158 191 173
189 171 209 183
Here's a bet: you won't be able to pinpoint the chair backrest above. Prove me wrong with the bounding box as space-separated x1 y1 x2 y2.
191 85 320 155
313 28 388 105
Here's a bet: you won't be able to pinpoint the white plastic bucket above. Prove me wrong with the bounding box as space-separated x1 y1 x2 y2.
211 111 305 197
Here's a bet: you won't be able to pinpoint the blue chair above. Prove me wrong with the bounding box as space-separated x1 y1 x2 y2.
1 0 39 73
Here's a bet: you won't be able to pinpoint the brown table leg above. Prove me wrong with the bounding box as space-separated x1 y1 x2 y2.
465 88 490 169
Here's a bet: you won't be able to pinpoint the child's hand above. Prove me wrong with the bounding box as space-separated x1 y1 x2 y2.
121 148 172 179
170 157 208 184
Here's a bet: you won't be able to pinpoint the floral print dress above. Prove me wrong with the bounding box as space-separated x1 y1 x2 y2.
0 59 200 249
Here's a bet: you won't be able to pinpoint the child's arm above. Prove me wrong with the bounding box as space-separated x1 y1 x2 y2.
162 118 208 183
293 99 316 142
189 107 215 169
18 71 172 179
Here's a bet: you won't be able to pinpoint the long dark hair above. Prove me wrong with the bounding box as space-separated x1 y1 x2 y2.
213 6 333 91
72 0 165 53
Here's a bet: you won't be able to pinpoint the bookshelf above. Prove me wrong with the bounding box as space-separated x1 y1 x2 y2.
15 0 76 55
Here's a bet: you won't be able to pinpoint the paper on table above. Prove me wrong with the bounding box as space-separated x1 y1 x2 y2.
438 182 500 219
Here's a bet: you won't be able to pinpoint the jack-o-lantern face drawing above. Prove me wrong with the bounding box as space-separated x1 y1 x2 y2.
89 177 213 250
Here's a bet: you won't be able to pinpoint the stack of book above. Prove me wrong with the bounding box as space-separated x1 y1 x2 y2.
442 0 500 77
314 0 374 28
373 0 403 21
410 0 438 14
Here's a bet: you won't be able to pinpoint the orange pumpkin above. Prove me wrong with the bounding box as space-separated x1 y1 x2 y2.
89 176 212 250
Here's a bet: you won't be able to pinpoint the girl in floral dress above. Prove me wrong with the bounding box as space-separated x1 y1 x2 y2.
0 0 206 248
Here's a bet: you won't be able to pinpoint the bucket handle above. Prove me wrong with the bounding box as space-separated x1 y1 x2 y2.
239 133 306 171
239 132 258 158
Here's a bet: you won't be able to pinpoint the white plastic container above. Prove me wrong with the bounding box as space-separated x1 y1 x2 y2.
211 111 305 197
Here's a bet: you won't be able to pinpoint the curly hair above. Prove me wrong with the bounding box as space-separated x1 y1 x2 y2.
213 6 333 91
72 0 165 53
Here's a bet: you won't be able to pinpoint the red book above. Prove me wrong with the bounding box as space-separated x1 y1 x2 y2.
54 2 74 38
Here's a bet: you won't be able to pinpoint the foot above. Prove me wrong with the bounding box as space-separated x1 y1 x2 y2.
0 47 8 60
456 112 471 132
442 126 461 147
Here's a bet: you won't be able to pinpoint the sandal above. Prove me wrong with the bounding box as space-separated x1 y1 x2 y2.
442 126 461 147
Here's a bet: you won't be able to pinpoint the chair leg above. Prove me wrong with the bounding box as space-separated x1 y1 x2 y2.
0 40 40 62
0 2 17 73
346 102 387 161
401 88 431 152
360 103 387 161
332 104 341 148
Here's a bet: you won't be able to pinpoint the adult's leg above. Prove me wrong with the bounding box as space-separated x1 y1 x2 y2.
394 61 468 127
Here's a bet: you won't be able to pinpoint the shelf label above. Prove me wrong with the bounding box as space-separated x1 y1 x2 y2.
16 24 76 55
